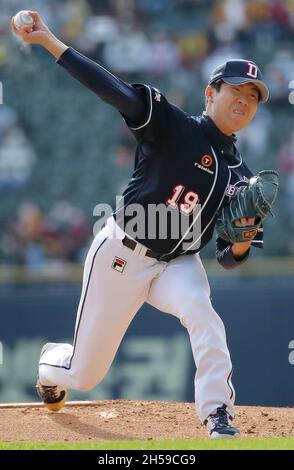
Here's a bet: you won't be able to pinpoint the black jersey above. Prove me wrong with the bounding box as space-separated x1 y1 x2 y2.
114 84 263 255
57 49 263 268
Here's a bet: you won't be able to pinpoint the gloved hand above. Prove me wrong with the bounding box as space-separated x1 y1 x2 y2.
215 170 279 243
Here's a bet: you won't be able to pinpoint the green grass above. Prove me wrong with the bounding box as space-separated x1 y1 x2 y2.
1 438 294 450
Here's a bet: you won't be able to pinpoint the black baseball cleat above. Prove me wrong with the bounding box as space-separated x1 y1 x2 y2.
204 405 240 439
36 380 67 412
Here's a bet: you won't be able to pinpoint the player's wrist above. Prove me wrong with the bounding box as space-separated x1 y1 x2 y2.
231 241 251 259
38 30 55 47
41 32 68 59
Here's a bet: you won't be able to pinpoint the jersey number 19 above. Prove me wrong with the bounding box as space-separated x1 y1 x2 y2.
166 184 199 215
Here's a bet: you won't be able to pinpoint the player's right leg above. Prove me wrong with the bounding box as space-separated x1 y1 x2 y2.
147 253 238 437
37 217 164 410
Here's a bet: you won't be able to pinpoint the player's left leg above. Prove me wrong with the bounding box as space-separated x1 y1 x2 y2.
147 253 235 424
37 218 164 410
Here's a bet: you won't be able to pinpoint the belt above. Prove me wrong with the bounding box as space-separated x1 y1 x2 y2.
122 236 178 262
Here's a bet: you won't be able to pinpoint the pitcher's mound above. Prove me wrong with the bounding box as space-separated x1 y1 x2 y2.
0 400 293 442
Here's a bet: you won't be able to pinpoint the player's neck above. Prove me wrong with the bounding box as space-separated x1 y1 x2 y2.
205 111 235 137
203 112 236 141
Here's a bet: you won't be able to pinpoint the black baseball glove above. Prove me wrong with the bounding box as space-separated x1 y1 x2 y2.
215 170 279 244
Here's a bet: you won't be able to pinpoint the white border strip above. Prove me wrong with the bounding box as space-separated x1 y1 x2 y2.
167 146 220 255
129 85 153 131
227 153 242 169
184 166 231 252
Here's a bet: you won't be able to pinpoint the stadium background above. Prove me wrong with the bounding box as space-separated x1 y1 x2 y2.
0 0 293 406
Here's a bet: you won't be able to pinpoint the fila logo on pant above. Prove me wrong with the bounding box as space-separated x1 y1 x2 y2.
112 257 127 273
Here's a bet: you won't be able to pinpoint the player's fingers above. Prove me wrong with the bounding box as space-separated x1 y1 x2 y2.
28 11 40 20
234 219 242 227
11 18 21 35
241 217 255 225
28 11 49 32
22 25 34 34
234 217 256 227
28 11 43 25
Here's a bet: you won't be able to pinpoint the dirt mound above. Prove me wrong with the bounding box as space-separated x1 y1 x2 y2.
0 400 293 442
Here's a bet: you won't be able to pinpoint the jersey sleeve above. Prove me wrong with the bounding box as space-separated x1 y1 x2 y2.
215 221 263 270
215 237 250 269
57 47 147 124
121 83 188 147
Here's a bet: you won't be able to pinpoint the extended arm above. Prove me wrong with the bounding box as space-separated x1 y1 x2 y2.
11 11 147 124
56 48 146 123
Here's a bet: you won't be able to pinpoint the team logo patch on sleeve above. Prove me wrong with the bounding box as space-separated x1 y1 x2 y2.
112 257 127 273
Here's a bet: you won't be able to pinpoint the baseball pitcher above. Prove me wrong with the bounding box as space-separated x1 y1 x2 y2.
11 11 278 439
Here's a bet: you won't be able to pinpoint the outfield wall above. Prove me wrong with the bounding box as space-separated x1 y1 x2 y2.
0 258 293 407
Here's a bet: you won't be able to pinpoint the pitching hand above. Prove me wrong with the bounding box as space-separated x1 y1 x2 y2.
11 11 51 46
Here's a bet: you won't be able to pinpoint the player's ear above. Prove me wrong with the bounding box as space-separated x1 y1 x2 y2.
205 85 214 101
205 85 214 108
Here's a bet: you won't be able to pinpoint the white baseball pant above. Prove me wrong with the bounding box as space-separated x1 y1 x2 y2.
39 217 235 422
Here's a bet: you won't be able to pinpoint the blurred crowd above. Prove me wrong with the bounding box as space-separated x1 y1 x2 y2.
0 0 294 266
1 199 89 269
1 1 293 97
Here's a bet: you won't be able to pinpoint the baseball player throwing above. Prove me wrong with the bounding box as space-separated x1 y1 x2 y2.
12 11 277 439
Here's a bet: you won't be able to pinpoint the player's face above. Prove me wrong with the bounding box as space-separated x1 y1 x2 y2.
206 82 259 135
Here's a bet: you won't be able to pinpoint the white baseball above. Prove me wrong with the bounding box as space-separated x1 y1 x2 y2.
14 11 34 31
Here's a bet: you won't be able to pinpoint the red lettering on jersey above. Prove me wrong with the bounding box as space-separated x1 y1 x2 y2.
166 184 199 215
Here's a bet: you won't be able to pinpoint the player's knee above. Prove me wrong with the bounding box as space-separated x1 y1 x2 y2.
182 288 210 313
180 289 224 328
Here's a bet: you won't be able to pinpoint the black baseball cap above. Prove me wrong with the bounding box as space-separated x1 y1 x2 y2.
209 59 269 103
